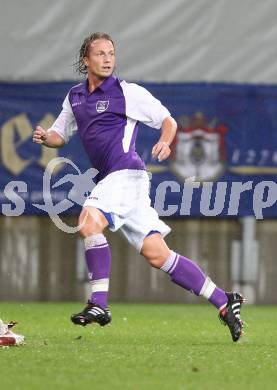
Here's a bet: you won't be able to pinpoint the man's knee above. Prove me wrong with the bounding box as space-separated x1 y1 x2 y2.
140 233 171 269
143 253 168 269
78 207 108 238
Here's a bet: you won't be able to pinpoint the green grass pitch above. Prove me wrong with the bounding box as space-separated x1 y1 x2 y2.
1 303 277 390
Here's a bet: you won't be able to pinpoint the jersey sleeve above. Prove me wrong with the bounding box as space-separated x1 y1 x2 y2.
121 81 171 129
48 94 77 143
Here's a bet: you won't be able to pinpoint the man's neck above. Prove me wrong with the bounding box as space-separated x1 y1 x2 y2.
87 74 108 93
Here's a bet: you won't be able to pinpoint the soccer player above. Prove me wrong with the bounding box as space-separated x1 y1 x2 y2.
33 33 245 341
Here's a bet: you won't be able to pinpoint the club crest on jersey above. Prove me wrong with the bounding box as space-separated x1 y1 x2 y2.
96 100 109 113
170 112 228 181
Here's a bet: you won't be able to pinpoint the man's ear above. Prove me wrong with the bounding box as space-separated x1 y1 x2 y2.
83 57 89 67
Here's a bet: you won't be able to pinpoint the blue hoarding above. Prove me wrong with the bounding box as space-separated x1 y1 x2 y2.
0 81 276 218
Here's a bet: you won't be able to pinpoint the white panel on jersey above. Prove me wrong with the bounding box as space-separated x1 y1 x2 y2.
122 117 137 153
121 80 170 130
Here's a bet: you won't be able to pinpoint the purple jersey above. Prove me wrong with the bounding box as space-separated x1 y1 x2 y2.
49 75 170 182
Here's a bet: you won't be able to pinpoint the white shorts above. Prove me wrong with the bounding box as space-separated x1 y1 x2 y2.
83 169 171 252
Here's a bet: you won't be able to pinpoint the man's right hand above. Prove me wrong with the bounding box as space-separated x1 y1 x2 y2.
33 126 47 144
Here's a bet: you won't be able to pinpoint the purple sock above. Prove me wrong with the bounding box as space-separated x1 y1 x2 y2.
84 234 111 309
161 252 228 309
208 286 228 309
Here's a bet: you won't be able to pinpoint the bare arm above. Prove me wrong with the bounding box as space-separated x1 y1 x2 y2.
152 116 177 161
33 93 77 148
33 126 65 148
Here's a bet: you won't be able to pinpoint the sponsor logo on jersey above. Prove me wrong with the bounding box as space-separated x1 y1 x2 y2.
72 101 82 107
96 100 109 113
170 112 228 181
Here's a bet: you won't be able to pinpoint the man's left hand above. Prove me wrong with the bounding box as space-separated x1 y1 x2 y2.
152 141 171 162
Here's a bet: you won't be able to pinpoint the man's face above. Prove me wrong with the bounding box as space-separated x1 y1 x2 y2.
84 39 115 79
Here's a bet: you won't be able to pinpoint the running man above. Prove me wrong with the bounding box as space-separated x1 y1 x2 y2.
33 32 245 341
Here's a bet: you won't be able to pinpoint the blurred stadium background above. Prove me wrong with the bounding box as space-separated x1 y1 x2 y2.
1 0 277 305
